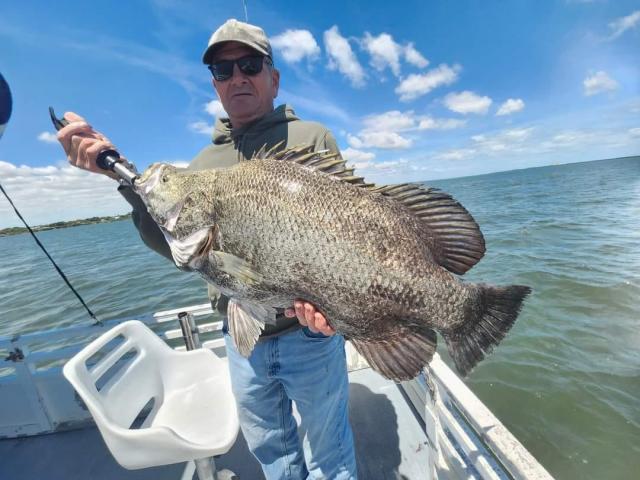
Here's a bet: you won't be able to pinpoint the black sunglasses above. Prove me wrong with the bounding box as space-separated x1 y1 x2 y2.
208 55 270 81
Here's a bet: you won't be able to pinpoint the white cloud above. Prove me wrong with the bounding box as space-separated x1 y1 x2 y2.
37 131 59 144
629 127 640 137
434 127 535 161
347 131 412 149
496 98 525 116
347 110 466 150
471 127 534 152
369 159 408 170
362 110 416 132
608 10 640 40
436 148 477 161
583 71 619 96
189 121 213 136
541 130 592 149
271 29 321 63
444 91 493 115
503 127 534 140
342 147 376 164
204 99 226 118
361 32 403 77
324 25 366 87
418 117 467 130
395 64 460 101
0 160 129 228
404 43 429 68
350 158 410 179
189 100 225 137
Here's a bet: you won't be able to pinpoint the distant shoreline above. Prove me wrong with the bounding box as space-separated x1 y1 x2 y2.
0 214 132 237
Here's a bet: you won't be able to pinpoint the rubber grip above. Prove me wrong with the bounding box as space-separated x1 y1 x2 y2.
96 149 121 171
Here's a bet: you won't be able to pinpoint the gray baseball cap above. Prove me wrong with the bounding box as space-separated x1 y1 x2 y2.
202 19 273 65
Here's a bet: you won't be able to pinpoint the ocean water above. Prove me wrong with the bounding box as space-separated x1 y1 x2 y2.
1 156 638 479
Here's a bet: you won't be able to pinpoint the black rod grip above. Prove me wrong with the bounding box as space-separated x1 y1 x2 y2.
96 149 121 171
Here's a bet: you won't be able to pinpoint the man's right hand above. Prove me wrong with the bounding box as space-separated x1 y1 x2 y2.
56 111 122 180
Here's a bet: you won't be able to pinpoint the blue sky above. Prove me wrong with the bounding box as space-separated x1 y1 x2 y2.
0 0 639 227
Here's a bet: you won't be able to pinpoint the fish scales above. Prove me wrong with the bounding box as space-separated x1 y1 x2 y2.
135 147 531 381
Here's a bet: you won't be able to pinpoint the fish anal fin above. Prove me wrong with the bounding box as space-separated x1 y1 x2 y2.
351 326 437 382
381 184 486 275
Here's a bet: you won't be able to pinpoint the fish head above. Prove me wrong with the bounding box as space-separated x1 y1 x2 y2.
135 163 220 268
134 163 197 234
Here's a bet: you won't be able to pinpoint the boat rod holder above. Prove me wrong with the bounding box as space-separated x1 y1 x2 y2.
178 311 202 351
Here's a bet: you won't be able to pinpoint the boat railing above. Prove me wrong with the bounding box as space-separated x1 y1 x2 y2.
403 356 553 479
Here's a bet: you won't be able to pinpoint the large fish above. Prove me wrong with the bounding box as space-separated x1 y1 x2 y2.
134 146 531 381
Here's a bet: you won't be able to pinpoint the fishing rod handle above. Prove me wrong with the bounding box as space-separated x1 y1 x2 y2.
49 107 137 185
96 149 121 171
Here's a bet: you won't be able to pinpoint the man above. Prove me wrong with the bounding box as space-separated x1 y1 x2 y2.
57 19 357 480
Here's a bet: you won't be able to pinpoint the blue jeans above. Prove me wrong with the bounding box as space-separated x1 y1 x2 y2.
223 327 357 480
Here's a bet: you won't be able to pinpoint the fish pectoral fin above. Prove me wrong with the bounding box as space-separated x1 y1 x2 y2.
227 300 276 357
212 250 263 285
350 326 437 382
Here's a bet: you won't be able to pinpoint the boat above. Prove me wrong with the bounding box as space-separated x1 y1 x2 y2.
0 302 553 479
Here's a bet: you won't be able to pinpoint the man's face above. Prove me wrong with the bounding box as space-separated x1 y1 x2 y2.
211 42 280 129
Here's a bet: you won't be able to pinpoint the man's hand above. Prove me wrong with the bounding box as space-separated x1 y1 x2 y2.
285 300 336 336
56 111 123 180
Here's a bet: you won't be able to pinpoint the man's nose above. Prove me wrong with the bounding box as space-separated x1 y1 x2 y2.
229 63 249 84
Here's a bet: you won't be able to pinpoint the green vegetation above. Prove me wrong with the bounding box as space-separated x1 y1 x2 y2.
0 213 132 237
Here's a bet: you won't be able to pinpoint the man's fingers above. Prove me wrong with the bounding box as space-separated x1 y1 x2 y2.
291 299 336 336
284 307 296 318
58 121 92 154
63 111 86 123
294 301 307 326
304 303 318 332
313 311 327 330
314 312 336 336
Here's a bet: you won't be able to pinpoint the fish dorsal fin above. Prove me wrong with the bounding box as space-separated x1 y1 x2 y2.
372 183 486 275
254 144 375 187
255 145 485 274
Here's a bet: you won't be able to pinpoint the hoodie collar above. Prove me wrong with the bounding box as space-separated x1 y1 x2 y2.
212 104 299 144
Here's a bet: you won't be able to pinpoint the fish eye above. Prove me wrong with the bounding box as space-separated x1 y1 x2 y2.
161 174 169 183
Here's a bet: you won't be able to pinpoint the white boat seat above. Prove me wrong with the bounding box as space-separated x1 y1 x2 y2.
63 320 239 470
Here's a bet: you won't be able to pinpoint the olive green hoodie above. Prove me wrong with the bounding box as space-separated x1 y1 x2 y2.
119 104 342 338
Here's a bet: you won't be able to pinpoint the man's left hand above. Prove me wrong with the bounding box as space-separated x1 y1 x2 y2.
285 300 336 336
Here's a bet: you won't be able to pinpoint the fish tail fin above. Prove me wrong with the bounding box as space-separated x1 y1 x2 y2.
442 284 532 377
351 326 437 382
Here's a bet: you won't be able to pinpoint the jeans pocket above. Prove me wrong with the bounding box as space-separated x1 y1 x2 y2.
300 326 330 340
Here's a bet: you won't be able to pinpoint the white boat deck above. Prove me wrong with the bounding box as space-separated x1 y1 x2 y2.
0 368 428 480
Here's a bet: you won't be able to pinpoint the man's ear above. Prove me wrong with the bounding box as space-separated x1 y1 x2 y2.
272 68 280 99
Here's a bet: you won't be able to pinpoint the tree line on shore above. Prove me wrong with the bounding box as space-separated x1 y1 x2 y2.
0 213 132 237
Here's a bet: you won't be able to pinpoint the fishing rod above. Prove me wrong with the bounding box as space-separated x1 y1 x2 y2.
0 73 102 325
